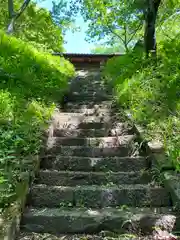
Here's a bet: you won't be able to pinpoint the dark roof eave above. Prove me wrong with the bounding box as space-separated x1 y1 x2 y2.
52 52 123 58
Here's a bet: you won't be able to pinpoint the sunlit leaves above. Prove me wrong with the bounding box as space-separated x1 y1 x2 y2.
76 0 144 52
103 35 180 169
51 0 76 33
0 0 64 51
0 30 75 207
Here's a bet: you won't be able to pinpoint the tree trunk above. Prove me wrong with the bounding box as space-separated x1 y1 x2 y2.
7 0 31 34
8 0 14 18
144 0 161 57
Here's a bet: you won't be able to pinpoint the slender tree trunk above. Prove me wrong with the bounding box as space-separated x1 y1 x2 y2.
124 24 129 53
7 0 31 34
144 0 161 57
8 0 14 18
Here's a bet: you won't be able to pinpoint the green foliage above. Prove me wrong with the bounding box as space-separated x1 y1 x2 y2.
0 0 64 51
76 0 143 52
103 39 180 171
51 0 78 33
91 44 125 54
157 8 180 42
157 0 180 25
0 31 75 208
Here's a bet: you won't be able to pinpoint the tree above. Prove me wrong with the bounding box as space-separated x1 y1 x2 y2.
51 0 77 34
70 0 176 56
16 3 64 51
91 44 125 54
7 0 31 33
0 0 64 51
75 0 144 53
144 0 161 57
156 0 180 41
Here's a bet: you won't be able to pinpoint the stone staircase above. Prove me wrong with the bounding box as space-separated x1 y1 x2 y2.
17 69 179 239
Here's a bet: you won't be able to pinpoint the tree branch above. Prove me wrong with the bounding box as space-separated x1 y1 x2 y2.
7 0 31 34
107 25 125 43
126 23 142 45
124 24 128 52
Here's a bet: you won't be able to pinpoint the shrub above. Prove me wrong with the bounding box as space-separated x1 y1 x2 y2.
0 31 75 208
103 39 180 171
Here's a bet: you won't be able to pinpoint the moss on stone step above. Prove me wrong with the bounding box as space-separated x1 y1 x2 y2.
30 184 170 208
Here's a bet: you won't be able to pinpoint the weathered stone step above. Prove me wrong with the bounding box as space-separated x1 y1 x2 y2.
67 98 111 104
17 232 139 240
17 232 149 240
53 127 132 137
40 156 148 172
52 111 112 119
17 232 180 240
21 207 178 234
44 141 135 157
65 101 113 111
46 135 135 148
52 122 106 131
29 184 170 208
59 108 111 116
37 170 151 186
71 77 102 83
53 128 108 137
50 113 111 129
67 92 111 102
70 78 102 86
17 232 137 240
65 101 113 110
70 87 110 94
70 88 111 95
52 111 111 118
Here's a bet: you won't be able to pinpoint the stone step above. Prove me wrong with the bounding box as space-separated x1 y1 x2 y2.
65 101 113 111
53 128 108 137
67 93 111 102
53 127 132 137
43 141 135 157
67 98 111 104
69 88 111 95
40 156 149 172
55 110 112 116
45 135 135 148
21 207 178 234
52 122 106 131
50 113 112 130
52 111 111 118
55 108 111 117
17 232 180 240
65 101 113 109
17 232 161 240
50 115 133 137
17 232 139 240
70 77 102 83
69 87 110 94
70 78 102 86
37 170 151 186
70 81 104 88
52 128 107 137
29 184 170 208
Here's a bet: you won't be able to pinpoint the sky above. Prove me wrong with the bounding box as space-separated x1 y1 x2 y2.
39 0 94 53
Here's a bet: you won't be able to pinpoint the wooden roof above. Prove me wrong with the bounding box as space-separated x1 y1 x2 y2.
53 53 122 63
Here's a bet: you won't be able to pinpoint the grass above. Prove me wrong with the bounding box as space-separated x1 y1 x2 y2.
0 30 75 209
103 39 180 171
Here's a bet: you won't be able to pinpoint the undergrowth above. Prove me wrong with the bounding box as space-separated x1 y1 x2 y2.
0 31 75 209
103 39 180 171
